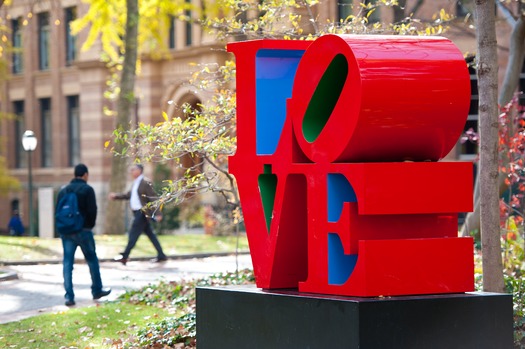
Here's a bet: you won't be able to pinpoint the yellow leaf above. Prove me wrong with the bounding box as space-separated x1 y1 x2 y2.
104 140 110 148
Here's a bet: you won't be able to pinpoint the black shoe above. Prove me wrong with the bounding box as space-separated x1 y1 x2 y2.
65 299 75 306
93 288 112 300
150 256 168 263
114 255 128 265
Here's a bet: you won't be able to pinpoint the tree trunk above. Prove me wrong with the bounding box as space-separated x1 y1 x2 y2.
475 0 505 293
103 0 139 234
393 0 406 23
460 14 525 237
408 0 425 17
461 174 508 238
499 16 525 106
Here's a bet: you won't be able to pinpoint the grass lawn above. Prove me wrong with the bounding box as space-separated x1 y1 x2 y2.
0 301 172 348
0 270 255 348
0 233 249 263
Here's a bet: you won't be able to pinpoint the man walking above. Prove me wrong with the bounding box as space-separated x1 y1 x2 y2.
56 164 111 306
109 164 167 265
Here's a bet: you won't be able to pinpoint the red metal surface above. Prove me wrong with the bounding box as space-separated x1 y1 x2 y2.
300 237 475 297
227 35 474 297
289 34 471 163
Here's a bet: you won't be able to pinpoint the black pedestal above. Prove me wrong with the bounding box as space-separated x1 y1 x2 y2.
196 285 513 349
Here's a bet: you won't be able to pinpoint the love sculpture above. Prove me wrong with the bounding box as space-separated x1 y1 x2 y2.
228 34 474 297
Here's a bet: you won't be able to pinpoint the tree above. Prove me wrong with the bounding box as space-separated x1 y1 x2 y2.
105 0 516 295
475 0 505 292
0 156 19 195
461 1 525 238
459 1 525 291
0 0 23 197
77 4 507 297
103 0 139 235
72 0 141 235
106 0 453 228
71 0 189 233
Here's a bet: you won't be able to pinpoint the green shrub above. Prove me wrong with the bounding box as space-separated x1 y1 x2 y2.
505 274 525 348
136 314 196 348
118 269 254 348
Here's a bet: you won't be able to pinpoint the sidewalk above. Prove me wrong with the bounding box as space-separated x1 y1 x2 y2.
0 253 252 324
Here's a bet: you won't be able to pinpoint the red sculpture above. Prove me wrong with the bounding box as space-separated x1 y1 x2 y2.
227 34 474 297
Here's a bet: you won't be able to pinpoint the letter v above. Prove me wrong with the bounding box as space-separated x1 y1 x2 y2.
234 162 308 289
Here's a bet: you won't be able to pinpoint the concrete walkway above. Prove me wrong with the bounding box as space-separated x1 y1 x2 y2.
0 253 252 324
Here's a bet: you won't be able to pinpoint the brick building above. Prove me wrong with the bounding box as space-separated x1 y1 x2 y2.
0 0 226 234
0 0 513 235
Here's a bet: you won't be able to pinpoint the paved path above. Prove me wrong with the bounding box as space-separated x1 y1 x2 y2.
0 254 252 324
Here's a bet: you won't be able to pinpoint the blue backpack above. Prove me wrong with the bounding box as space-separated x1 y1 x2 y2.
55 187 84 235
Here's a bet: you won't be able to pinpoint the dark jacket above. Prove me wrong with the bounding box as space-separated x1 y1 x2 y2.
56 178 97 229
113 177 160 218
8 215 24 235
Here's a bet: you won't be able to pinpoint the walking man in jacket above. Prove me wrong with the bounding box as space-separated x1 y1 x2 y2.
56 164 111 306
110 164 167 265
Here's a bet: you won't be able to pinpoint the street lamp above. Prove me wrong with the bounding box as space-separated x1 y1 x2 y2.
22 130 37 237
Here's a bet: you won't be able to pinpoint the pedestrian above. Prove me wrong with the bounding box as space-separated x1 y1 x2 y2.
56 164 111 306
109 163 167 265
7 210 24 236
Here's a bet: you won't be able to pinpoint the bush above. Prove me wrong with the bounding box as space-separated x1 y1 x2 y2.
505 274 525 348
136 314 196 348
117 269 254 348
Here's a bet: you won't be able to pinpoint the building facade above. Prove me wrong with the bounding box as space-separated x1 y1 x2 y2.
0 0 514 234
0 0 227 234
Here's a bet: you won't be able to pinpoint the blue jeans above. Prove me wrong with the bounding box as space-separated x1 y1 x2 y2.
61 230 103 301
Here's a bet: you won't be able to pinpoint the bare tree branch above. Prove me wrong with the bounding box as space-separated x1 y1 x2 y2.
409 0 425 17
497 1 517 27
499 15 525 106
301 0 319 35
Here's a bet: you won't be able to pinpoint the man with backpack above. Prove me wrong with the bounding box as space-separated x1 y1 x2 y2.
55 164 111 306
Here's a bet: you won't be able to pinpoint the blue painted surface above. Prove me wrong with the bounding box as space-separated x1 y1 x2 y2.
327 173 357 223
327 174 358 285
328 233 358 285
256 49 305 155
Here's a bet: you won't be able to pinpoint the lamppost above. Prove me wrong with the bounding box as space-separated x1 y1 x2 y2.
22 130 37 237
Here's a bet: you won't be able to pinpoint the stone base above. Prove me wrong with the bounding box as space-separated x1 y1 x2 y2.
196 285 513 349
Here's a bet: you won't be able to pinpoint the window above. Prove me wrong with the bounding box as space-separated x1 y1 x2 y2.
456 1 470 18
460 56 478 160
65 7 77 65
338 0 352 21
467 57 478 116
11 17 23 74
185 0 192 46
38 12 50 70
169 16 176 49
456 1 494 18
13 101 25 169
67 96 80 166
40 98 52 167
460 119 478 157
517 59 525 107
